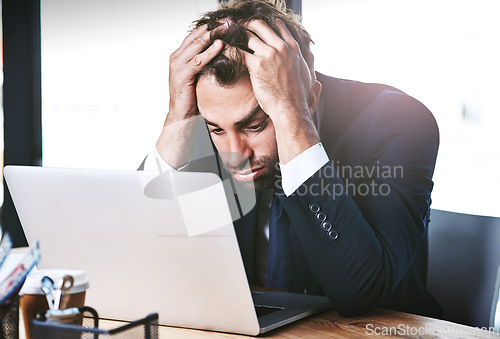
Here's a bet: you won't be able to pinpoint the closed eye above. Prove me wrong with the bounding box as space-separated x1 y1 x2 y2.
247 124 262 131
245 117 269 133
208 127 224 135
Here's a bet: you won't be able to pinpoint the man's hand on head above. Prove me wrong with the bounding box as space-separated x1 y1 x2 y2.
237 19 322 164
167 24 224 121
155 24 224 170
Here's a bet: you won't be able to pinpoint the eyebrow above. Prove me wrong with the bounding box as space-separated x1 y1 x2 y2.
204 105 263 128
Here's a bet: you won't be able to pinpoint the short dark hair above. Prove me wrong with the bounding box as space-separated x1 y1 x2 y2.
193 0 313 86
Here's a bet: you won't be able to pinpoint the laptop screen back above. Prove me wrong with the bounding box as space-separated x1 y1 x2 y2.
4 166 260 335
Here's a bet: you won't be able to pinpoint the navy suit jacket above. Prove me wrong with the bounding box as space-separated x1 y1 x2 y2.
141 73 443 318
233 73 441 318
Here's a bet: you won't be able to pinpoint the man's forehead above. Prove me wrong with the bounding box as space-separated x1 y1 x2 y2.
196 73 261 124
196 71 249 90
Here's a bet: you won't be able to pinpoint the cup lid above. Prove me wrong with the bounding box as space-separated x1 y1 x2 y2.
20 269 90 295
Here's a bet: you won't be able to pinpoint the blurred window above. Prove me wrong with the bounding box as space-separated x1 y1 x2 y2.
41 0 217 170
303 0 500 217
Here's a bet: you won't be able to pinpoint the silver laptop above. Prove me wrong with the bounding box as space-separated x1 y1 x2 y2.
4 165 331 335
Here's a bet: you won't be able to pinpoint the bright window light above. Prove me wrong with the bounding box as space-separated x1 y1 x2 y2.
41 0 218 170
303 0 500 217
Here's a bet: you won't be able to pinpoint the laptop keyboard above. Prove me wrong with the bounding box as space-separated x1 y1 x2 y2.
254 305 283 318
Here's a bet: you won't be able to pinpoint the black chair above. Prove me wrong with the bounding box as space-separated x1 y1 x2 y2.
427 209 500 327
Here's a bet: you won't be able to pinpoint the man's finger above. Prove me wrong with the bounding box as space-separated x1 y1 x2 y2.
174 24 209 57
243 20 285 48
178 24 227 65
273 18 299 50
301 43 316 81
246 29 272 56
174 31 214 66
189 39 224 70
237 44 259 72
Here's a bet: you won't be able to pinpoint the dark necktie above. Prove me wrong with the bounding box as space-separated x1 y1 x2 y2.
266 192 304 293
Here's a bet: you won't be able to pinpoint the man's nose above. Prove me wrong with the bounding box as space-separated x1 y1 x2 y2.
225 134 252 169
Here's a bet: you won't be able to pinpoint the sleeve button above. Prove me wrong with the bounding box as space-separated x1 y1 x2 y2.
309 204 320 213
315 212 327 222
320 221 332 231
328 230 339 240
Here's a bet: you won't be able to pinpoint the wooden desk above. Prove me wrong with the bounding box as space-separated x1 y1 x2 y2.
20 307 500 338
11 247 500 338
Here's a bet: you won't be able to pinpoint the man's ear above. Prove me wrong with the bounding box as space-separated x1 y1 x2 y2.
308 80 322 116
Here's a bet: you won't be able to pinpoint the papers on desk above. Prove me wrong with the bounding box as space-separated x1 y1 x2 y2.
0 233 13 282
0 229 40 304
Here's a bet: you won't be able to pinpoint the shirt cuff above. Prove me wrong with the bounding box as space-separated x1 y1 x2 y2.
279 142 329 197
142 146 188 172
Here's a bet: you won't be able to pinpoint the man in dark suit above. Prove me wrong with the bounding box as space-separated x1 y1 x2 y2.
141 0 442 318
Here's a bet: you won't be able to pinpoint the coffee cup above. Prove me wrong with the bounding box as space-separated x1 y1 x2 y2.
19 269 89 339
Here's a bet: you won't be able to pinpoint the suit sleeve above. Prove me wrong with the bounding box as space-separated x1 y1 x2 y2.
281 92 439 316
